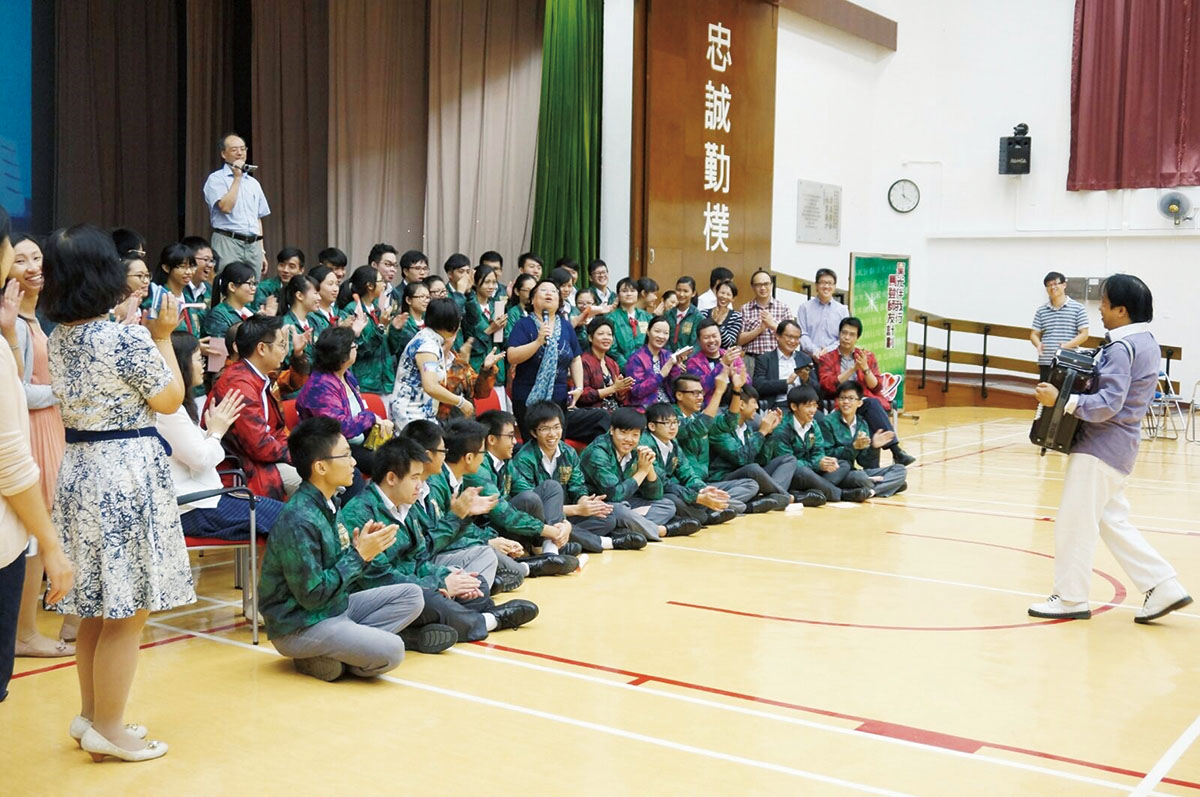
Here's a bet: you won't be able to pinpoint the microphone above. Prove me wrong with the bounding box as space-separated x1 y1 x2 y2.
542 309 550 324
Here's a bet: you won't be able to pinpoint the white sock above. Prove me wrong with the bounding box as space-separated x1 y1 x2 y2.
601 537 614 550
519 562 530 576
483 613 498 632
542 540 559 555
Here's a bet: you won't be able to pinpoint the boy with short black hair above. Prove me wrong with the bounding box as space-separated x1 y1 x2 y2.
697 266 734 313
766 385 874 504
578 407 679 540
708 383 801 508
508 402 649 551
644 403 734 529
821 381 908 497
258 418 431 682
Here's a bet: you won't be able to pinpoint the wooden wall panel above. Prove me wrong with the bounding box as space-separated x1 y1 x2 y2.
636 0 777 298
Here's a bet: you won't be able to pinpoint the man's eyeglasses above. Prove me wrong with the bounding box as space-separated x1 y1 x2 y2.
752 281 772 289
650 418 680 427
321 452 354 461
535 424 563 434
677 388 704 396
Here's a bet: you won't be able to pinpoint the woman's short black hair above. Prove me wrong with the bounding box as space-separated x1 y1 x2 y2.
715 278 737 298
235 314 284 361
285 274 319 310
611 407 647 431
371 437 430 484
153 242 196 285
337 265 379 308
214 261 258 305
425 297 462 334
42 225 129 323
401 280 429 314
1101 273 1153 323
586 316 614 339
308 264 335 288
473 264 496 291
170 331 202 423
277 246 305 266
636 276 659 295
525 400 564 433
549 266 573 287
313 325 356 373
526 278 563 314
289 416 344 481
616 276 638 294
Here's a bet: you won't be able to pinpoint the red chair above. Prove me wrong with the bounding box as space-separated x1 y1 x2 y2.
363 393 387 419
473 388 502 415
565 439 587 453
281 398 300 430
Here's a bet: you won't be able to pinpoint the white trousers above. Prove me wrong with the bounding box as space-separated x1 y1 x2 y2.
1054 453 1175 603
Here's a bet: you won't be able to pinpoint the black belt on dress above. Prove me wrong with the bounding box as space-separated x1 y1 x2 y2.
213 229 263 244
65 427 172 456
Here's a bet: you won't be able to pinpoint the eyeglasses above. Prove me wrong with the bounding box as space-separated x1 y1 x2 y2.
836 395 859 402
496 432 516 439
535 424 563 434
321 452 354 461
677 388 704 396
816 280 836 288
237 280 258 288
129 272 151 281
432 447 448 454
650 418 679 427
752 281 772 288
430 289 449 298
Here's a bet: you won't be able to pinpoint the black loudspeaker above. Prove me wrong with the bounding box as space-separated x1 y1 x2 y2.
999 135 1031 174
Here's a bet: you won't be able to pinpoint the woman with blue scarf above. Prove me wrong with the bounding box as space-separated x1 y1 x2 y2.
506 279 609 443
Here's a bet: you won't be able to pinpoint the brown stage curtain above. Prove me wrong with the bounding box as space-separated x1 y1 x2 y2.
252 0 329 268
1069 0 1200 190
185 0 237 240
425 0 543 278
54 0 180 251
327 0 428 267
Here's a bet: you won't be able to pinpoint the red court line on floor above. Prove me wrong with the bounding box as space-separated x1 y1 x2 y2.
470 639 1200 790
12 619 250 680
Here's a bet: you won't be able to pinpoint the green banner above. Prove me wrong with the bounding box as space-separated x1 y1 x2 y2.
848 253 910 410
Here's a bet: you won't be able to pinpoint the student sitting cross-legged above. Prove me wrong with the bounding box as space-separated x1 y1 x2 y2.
442 418 581 577
508 401 650 552
578 408 683 540
340 438 538 646
643 402 736 529
821 381 908 498
766 385 875 505
396 420 525 594
707 383 800 510
257 417 434 682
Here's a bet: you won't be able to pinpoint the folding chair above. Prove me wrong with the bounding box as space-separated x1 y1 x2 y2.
1146 371 1186 441
180 468 262 644
1187 380 1200 444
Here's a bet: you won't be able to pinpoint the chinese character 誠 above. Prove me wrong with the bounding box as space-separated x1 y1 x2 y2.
703 202 730 252
703 142 731 194
704 81 732 132
707 22 731 72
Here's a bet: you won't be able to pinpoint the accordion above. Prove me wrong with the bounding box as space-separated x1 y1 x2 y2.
1029 347 1099 454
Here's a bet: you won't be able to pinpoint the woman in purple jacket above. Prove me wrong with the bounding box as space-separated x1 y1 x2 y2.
623 315 691 410
296 326 393 476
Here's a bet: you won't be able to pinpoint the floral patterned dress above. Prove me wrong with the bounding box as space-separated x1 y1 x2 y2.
49 321 196 619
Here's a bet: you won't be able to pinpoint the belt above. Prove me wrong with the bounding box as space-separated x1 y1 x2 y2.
213 229 263 244
65 427 172 456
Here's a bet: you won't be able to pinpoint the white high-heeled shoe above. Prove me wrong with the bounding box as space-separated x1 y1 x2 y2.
80 727 167 762
69 715 148 746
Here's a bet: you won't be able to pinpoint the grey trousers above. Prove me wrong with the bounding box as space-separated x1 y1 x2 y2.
210 232 264 278
862 464 908 498
789 462 872 502
271 584 424 677
512 480 621 552
711 478 759 513
624 497 676 540
432 546 499 588
725 455 796 500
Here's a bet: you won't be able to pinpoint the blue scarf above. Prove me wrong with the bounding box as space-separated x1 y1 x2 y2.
527 314 562 404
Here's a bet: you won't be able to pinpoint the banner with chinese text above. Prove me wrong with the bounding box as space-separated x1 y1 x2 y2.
848 253 910 410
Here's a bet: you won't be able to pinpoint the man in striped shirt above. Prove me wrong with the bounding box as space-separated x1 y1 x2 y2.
1031 271 1089 381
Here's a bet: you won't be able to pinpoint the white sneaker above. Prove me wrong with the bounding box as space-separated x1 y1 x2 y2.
1135 579 1193 624
1028 594 1092 620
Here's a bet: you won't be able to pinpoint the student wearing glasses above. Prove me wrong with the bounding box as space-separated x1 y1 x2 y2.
202 261 259 341
1030 271 1089 381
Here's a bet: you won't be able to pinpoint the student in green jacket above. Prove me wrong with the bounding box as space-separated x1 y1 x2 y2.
507 402 649 551
307 265 342 341
465 265 508 378
280 274 319 377
444 418 580 578
642 402 732 530
605 277 651 369
766 384 874 504
578 408 679 540
666 275 704 351
257 417 437 682
336 265 394 394
821 381 907 497
708 383 806 507
202 260 258 341
340 438 538 643
255 246 304 311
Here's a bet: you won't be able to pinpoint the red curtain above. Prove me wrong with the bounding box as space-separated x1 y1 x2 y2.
1069 0 1200 190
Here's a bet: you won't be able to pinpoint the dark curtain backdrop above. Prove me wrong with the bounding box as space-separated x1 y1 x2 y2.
185 0 238 240
1069 0 1200 190
252 0 329 269
54 0 180 252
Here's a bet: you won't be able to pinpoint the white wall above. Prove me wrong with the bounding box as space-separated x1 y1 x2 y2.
771 1 1200 392
600 0 634 285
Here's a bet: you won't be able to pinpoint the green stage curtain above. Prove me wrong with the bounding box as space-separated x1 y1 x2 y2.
530 0 602 286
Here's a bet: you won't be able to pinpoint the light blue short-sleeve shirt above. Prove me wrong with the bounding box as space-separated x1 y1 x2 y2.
202 164 271 236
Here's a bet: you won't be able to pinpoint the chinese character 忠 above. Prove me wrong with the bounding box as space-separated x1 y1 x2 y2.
707 22 731 72
703 202 730 252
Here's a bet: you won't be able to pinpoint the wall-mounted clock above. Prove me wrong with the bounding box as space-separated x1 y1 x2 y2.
888 179 920 213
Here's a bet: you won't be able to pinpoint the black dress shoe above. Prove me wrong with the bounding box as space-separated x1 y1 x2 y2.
790 490 827 507
663 518 701 537
491 599 539 630
609 529 647 550
769 493 793 511
746 496 779 514
891 447 916 466
522 553 580 577
704 507 737 525
895 482 908 494
490 569 524 595
841 487 874 503
559 542 583 557
401 623 458 654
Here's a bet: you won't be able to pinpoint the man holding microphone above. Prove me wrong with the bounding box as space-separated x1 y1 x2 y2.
203 133 270 278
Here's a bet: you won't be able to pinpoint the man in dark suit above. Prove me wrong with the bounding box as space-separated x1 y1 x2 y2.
753 320 820 412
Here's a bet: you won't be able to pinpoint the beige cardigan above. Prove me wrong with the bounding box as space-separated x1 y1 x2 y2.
0 344 40 568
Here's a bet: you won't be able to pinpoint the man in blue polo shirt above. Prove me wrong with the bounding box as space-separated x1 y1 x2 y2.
203 132 271 278
1029 274 1190 624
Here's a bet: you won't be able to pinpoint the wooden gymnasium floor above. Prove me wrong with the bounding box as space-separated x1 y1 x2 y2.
4 406 1199 795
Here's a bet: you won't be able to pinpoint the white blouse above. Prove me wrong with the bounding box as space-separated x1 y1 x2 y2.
156 406 226 511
